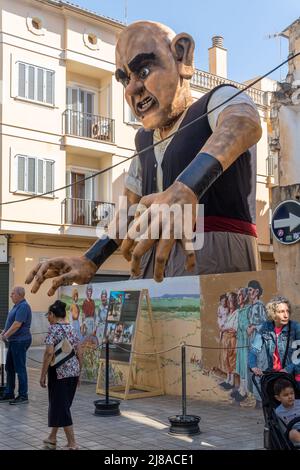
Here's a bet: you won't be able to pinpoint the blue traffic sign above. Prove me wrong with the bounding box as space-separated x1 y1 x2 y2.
271 199 300 245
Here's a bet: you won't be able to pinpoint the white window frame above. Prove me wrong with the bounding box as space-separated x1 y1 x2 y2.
66 166 96 200
66 86 95 114
16 61 55 105
14 154 55 196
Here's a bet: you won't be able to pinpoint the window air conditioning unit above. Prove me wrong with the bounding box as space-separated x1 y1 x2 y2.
92 121 110 140
92 204 114 226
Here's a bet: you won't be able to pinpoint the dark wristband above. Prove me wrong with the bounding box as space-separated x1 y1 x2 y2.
176 152 223 199
84 236 118 269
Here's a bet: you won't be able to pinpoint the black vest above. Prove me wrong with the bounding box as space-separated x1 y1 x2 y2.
135 85 256 226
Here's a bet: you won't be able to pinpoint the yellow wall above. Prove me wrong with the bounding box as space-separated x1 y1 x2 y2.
10 234 130 313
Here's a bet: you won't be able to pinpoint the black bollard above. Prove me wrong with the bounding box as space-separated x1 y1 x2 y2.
168 343 201 435
94 336 120 416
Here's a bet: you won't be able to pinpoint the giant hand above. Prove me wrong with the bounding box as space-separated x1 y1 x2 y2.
121 181 198 282
25 256 98 296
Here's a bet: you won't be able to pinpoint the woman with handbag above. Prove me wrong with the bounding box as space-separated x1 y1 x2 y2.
40 300 83 450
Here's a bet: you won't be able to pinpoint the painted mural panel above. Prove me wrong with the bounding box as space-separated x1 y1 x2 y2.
60 276 201 383
200 270 277 406
60 270 278 408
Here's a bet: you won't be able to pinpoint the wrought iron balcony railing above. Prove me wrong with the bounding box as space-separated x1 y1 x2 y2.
62 198 115 227
64 109 115 143
191 69 265 106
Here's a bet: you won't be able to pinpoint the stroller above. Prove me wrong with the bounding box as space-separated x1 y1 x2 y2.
252 371 300 450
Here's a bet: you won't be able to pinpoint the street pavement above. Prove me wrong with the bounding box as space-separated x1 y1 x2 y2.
0 347 265 450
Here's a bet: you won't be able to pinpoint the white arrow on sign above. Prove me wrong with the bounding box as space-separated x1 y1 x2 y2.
274 213 300 232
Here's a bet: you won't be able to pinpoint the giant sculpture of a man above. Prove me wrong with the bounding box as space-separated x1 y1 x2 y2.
26 21 262 295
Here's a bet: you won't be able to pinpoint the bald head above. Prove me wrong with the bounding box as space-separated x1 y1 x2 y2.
116 21 176 62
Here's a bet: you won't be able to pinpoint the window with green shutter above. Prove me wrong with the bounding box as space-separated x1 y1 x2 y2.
17 62 55 105
15 155 54 195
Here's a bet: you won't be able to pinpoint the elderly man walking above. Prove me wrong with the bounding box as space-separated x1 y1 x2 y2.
0 286 32 404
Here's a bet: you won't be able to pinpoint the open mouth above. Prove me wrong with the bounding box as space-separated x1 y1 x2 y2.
136 96 157 117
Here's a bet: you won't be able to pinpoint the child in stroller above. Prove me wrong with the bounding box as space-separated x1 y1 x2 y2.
274 378 300 444
252 371 300 450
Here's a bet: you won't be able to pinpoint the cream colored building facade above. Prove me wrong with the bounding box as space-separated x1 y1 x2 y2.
268 18 300 316
0 0 275 334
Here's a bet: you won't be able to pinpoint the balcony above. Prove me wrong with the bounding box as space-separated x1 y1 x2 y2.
64 109 115 143
62 198 115 227
191 69 265 107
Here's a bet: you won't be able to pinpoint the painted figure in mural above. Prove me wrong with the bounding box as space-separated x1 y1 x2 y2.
107 299 115 322
26 20 262 295
123 323 134 344
107 324 116 343
217 294 229 340
219 292 238 390
218 293 229 376
246 280 267 406
69 288 82 340
113 323 124 344
97 289 109 323
247 280 267 343
81 285 95 337
113 294 123 321
232 287 251 403
94 289 108 342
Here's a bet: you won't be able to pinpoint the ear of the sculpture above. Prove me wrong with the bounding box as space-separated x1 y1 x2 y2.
170 33 195 79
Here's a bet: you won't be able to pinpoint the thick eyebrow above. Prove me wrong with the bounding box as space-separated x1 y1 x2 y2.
115 68 128 82
128 53 157 73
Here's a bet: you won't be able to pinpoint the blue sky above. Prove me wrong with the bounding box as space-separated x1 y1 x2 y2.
73 0 300 83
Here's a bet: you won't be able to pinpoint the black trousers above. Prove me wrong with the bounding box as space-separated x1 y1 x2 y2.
48 367 78 428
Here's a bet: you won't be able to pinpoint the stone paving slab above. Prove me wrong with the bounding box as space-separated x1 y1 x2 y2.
0 348 266 450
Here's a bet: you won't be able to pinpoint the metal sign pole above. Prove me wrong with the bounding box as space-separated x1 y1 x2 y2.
94 336 120 416
182 343 187 418
105 336 109 405
168 343 201 435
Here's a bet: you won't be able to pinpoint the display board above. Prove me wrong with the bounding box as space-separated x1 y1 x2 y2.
101 290 140 363
96 289 164 400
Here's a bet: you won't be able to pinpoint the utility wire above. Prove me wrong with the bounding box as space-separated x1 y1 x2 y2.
27 340 251 364
0 51 299 208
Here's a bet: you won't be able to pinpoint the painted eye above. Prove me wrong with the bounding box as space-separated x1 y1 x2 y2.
139 67 150 80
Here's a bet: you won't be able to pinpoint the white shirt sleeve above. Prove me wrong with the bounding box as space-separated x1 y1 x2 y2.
124 156 142 196
207 85 258 131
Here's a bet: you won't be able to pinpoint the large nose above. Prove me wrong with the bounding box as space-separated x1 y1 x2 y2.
126 76 144 97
